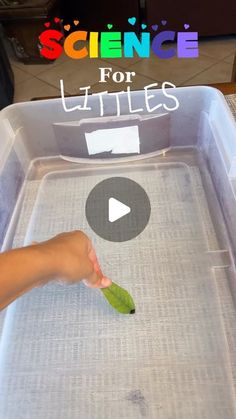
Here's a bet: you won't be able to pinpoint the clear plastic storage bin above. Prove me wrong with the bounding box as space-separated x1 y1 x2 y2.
0 86 236 419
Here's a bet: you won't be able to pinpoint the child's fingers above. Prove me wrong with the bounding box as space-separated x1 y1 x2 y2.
83 270 100 288
99 276 112 288
83 271 111 289
88 246 104 277
87 245 112 288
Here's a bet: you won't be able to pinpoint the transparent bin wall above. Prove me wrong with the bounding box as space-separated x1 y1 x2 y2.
0 86 225 160
197 109 236 264
0 118 25 249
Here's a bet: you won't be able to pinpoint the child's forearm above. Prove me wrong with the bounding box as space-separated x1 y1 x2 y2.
0 245 57 311
0 231 111 311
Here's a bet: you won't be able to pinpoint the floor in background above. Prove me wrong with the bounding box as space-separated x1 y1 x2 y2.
5 35 236 102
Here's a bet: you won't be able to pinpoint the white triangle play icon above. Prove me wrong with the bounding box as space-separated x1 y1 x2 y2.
108 197 131 223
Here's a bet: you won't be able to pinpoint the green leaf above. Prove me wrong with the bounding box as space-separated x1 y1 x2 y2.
101 282 135 314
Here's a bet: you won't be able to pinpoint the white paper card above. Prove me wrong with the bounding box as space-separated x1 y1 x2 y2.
85 126 140 155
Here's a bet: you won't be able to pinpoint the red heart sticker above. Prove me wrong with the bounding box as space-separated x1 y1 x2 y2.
44 22 50 28
54 17 60 23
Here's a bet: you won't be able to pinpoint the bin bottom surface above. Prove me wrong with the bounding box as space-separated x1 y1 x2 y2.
1 148 236 418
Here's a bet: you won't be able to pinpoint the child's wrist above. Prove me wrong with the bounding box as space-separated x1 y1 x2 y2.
27 244 60 284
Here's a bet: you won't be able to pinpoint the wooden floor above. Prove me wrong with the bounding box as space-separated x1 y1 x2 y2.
209 82 236 95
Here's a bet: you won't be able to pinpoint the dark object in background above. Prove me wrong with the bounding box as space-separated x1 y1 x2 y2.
0 0 60 64
60 0 140 33
1 0 235 65
232 54 236 82
145 0 236 37
0 25 14 109
0 0 139 63
60 0 236 36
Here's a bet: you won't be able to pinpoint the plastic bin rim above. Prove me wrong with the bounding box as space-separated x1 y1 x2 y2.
0 85 225 112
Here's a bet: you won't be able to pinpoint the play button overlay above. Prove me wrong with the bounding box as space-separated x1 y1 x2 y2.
85 177 151 242
109 198 131 223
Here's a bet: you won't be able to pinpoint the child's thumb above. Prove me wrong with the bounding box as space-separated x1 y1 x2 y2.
84 269 112 289
85 244 112 288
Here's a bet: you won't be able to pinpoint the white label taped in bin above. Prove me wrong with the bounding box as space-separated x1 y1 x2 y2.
85 126 140 155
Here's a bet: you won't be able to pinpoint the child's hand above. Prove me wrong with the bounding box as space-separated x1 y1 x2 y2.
0 231 112 311
36 231 112 288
